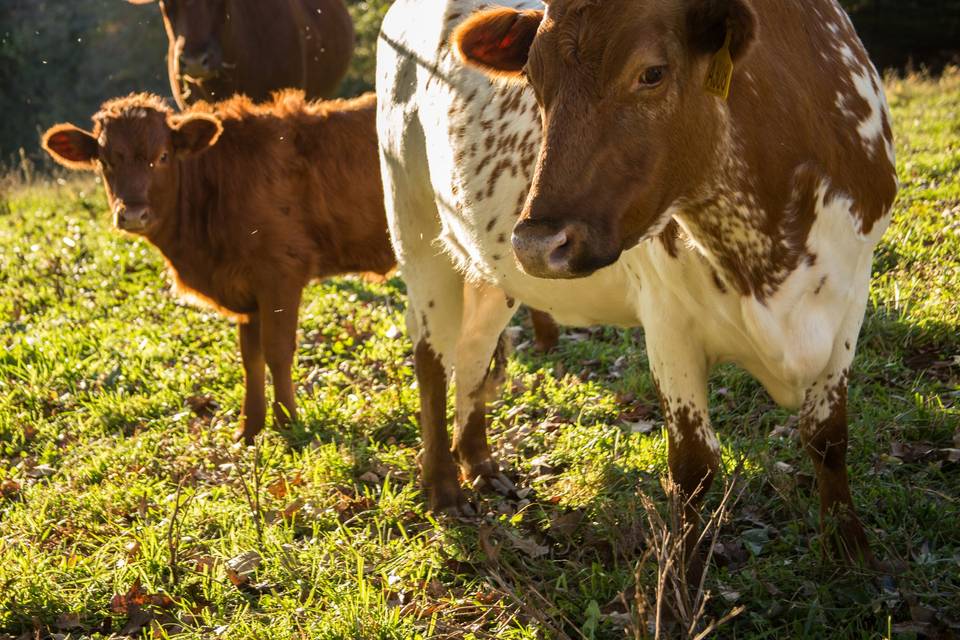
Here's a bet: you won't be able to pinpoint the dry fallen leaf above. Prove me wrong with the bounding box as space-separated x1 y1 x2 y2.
54 612 81 631
478 524 501 563
225 550 262 586
505 530 550 558
266 477 289 499
0 479 20 499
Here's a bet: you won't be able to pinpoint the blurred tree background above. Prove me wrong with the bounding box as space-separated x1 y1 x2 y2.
0 0 957 164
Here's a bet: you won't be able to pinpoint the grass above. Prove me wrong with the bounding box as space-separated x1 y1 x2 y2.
0 70 958 640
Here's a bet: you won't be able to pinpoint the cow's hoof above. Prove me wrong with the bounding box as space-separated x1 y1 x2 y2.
232 424 259 445
428 482 477 517
463 458 518 498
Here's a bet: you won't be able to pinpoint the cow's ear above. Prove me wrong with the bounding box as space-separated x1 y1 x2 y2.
687 0 757 62
452 8 544 78
170 113 223 156
42 124 99 170
126 0 157 5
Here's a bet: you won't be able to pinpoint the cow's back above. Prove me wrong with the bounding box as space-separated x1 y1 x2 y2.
215 0 353 103
729 0 896 238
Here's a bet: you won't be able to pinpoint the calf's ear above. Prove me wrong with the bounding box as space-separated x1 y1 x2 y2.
170 113 223 156
42 124 99 170
125 0 157 5
687 0 757 61
452 8 544 78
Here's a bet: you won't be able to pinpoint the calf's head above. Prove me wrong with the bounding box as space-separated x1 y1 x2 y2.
129 0 228 97
453 0 756 278
42 95 221 235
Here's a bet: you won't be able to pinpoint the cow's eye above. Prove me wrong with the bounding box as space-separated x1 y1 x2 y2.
159 151 169 164
636 65 667 89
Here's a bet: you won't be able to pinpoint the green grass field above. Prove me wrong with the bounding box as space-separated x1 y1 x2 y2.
1 71 958 640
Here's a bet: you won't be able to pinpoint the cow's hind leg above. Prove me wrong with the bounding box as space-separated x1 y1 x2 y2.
800 369 874 566
404 266 470 514
528 307 559 352
452 282 516 494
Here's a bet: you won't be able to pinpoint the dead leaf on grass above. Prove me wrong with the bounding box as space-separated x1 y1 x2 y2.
478 524 501 563
185 395 219 418
53 612 81 631
0 479 20 499
505 529 550 558
225 550 261 586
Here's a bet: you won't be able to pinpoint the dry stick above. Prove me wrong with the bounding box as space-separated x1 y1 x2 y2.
166 476 196 587
494 549 592 640
484 567 577 640
234 436 272 549
637 472 745 640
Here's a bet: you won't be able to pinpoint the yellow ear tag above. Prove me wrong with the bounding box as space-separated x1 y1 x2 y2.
704 25 734 100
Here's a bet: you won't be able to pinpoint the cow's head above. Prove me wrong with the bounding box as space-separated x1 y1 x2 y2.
453 0 756 278
129 0 229 97
42 95 221 235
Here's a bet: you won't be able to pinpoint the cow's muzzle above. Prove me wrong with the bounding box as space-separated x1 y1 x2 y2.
179 51 218 81
114 203 152 233
512 218 621 279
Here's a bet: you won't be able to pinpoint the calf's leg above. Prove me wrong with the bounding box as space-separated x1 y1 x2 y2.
452 282 516 492
259 288 303 431
236 315 266 443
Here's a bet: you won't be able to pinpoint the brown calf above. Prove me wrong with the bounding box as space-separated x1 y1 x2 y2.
127 0 355 108
42 91 393 442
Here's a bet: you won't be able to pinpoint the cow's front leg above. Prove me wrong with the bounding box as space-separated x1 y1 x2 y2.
405 267 472 515
259 287 302 430
800 369 875 566
645 323 718 576
452 282 516 494
235 314 266 443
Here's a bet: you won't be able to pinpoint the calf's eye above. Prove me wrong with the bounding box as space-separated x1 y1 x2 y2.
636 65 667 89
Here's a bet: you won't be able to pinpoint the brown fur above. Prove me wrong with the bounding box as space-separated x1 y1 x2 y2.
129 0 354 108
454 0 896 290
42 90 394 441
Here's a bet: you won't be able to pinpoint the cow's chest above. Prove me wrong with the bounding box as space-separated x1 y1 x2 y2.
435 84 641 327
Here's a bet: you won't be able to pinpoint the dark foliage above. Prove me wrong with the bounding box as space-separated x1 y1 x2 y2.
0 0 955 160
841 0 960 71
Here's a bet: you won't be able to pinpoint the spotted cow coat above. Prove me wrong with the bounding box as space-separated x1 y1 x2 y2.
376 0 896 559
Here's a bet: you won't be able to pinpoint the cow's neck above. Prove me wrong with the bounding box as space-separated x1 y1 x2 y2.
147 158 223 285
671 132 813 302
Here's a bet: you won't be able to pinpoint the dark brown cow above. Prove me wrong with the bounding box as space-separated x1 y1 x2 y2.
128 0 355 108
42 91 392 442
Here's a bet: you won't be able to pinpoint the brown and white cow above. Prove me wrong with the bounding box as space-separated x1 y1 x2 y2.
377 0 897 566
127 0 355 108
42 91 394 442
